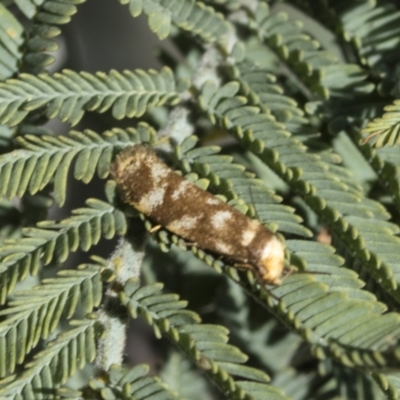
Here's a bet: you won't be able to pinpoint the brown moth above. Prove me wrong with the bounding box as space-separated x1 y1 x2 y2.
112 145 285 285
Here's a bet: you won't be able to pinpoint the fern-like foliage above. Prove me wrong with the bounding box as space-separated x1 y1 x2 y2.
199 80 400 303
0 67 179 126
0 262 106 377
0 317 100 399
21 0 86 74
0 198 126 302
86 364 180 400
286 0 400 73
143 138 400 373
0 4 23 80
121 277 290 400
361 100 400 148
0 123 155 205
119 0 229 42
2 0 400 399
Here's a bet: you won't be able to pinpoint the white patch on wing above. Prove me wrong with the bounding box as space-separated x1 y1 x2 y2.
168 215 199 233
171 180 191 200
215 241 233 255
241 229 256 246
117 158 135 173
150 162 169 183
139 187 165 212
260 236 284 261
211 210 232 229
206 197 220 205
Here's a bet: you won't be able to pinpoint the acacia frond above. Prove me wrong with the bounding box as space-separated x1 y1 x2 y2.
0 200 20 244
361 101 400 148
0 318 100 399
348 108 400 215
161 351 214 399
230 60 386 218
2 0 400 397
338 3 400 78
0 198 126 303
0 4 23 80
351 134 400 216
120 0 229 42
263 2 400 223
248 1 400 305
87 364 180 400
22 0 86 73
373 372 400 400
246 3 373 100
249 2 400 242
0 125 13 154
139 138 400 371
242 2 400 304
0 67 179 126
0 264 102 377
288 0 400 70
199 80 400 304
119 133 400 368
120 278 290 400
12 0 84 20
0 123 155 205
11 0 43 18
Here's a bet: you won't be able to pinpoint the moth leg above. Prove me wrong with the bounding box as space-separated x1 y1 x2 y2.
282 266 296 280
232 261 267 285
280 265 330 283
233 262 253 271
289 268 330 277
233 261 281 301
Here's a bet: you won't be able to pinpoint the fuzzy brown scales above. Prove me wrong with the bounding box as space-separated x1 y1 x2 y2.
112 145 284 285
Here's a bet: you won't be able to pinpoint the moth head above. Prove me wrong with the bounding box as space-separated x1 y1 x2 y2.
258 235 285 285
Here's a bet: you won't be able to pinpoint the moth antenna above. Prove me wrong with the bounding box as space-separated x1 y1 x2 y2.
281 266 331 282
295 270 331 276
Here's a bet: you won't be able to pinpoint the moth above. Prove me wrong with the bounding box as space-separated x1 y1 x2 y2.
112 145 285 285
